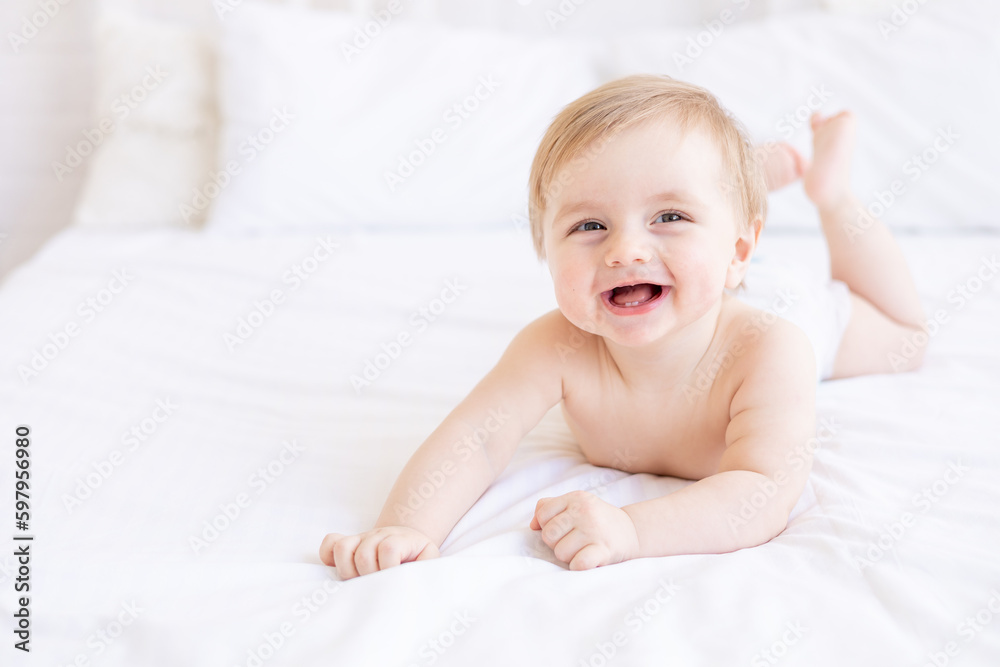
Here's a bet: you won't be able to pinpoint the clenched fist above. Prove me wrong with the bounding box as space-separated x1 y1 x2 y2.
530 490 640 571
319 526 439 580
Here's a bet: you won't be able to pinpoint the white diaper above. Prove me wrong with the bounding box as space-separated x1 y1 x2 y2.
729 261 852 382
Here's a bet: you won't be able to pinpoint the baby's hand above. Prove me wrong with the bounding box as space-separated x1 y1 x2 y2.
319 527 439 580
530 491 640 571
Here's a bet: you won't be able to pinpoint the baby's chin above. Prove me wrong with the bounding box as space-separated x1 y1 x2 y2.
558 309 599 336
598 327 670 349
560 309 666 347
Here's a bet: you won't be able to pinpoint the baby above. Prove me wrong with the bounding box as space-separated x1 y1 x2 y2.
320 74 926 578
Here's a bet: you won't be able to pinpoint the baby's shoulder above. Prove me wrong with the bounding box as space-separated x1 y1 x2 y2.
517 309 599 361
503 309 598 373
721 297 817 384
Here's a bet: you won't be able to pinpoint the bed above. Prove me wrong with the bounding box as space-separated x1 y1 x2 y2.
2 1 999 665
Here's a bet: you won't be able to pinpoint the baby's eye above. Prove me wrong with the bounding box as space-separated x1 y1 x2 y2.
656 212 684 223
573 220 606 232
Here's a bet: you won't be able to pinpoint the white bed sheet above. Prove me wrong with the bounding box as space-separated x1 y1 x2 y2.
1 227 999 666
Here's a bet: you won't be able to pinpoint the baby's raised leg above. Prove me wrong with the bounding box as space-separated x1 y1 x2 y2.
760 142 808 192
803 111 927 377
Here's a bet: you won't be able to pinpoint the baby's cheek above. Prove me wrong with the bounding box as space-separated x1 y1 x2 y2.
555 284 587 319
553 280 599 331
676 259 726 306
550 275 576 308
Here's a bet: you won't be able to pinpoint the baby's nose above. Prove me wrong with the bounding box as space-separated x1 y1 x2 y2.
605 230 653 266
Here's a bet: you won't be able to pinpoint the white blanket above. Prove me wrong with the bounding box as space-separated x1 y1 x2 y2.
1 227 999 666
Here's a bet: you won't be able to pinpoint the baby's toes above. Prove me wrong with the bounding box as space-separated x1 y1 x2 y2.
763 142 804 191
778 143 808 178
791 146 810 179
813 110 855 138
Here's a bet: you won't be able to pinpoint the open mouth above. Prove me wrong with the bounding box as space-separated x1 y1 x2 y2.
600 283 668 315
606 283 663 307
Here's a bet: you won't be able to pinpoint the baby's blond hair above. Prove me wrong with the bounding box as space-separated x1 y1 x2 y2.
528 74 767 260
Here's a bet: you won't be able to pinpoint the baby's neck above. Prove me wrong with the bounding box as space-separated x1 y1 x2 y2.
598 297 725 394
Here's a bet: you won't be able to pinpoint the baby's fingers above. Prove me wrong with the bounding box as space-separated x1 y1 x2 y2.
353 534 388 576
414 541 440 561
531 495 566 531
378 536 440 570
568 543 607 571
320 529 439 579
319 533 344 567
331 534 363 579
355 532 441 576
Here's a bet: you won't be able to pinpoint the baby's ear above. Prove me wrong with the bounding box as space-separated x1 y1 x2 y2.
725 218 762 289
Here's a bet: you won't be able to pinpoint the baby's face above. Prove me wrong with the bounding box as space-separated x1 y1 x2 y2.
542 119 753 347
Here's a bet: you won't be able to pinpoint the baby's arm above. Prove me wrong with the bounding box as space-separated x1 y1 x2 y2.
624 321 818 557
320 312 566 579
531 321 817 568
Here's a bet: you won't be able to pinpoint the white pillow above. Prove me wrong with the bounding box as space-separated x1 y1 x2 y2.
207 3 600 232
209 1 999 233
607 2 1000 230
71 11 217 228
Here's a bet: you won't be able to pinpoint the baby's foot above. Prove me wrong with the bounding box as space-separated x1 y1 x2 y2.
803 110 857 212
761 142 808 192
